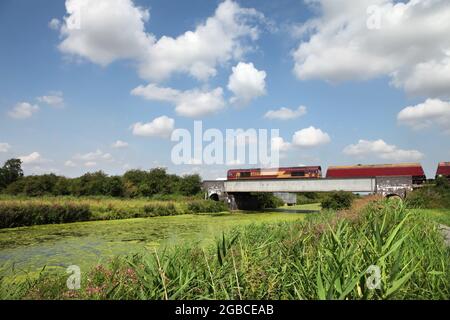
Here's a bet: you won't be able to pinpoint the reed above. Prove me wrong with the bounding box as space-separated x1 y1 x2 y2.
3 200 448 300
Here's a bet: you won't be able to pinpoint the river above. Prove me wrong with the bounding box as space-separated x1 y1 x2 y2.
0 211 306 276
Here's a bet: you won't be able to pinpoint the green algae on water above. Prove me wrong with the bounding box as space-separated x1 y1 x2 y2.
0 210 308 277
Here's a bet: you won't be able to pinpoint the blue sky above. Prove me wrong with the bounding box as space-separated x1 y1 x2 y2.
1 0 449 179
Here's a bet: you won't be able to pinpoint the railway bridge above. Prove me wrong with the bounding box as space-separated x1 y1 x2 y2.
202 176 414 209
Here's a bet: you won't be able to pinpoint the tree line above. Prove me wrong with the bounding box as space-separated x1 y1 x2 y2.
0 159 202 197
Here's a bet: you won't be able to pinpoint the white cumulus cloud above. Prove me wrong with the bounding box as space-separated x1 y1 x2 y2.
397 99 450 133
140 1 263 82
131 84 225 117
228 62 266 105
37 92 64 108
271 137 292 152
293 0 450 98
131 116 175 138
74 149 113 162
112 140 129 148
0 143 11 153
66 150 112 168
64 160 77 167
84 161 97 167
343 139 424 161
8 102 39 119
59 0 153 66
19 152 45 165
264 105 307 120
292 126 331 147
57 0 263 82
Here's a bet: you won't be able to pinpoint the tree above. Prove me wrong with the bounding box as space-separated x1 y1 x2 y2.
53 177 71 196
168 174 181 194
179 174 202 196
123 169 148 186
22 174 58 196
123 170 148 197
3 179 26 195
78 171 108 196
105 176 124 197
0 162 204 198
0 158 23 190
146 168 171 195
123 181 139 198
4 174 59 196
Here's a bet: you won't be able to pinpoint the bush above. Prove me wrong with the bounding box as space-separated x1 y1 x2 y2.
435 176 450 190
3 179 26 195
143 203 179 217
178 174 202 196
0 202 91 228
0 197 231 226
406 183 450 209
405 190 432 209
253 193 284 209
186 200 228 213
296 193 320 205
321 191 355 211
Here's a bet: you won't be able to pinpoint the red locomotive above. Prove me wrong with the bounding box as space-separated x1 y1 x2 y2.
227 166 322 180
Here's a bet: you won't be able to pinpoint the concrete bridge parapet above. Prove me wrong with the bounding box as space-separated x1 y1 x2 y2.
202 180 226 201
375 176 413 198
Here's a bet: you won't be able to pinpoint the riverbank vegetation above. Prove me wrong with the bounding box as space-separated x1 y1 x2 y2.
1 199 448 300
0 158 232 228
406 177 450 210
321 191 355 211
0 197 228 229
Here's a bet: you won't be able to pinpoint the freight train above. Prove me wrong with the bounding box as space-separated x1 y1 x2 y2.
227 162 447 184
326 163 426 185
436 162 450 180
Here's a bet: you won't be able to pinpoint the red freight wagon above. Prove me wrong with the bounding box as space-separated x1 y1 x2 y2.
436 162 450 179
227 166 322 180
326 163 426 185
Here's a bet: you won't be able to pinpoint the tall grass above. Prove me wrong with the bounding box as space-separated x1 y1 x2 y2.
3 200 448 300
0 197 228 228
0 202 91 228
